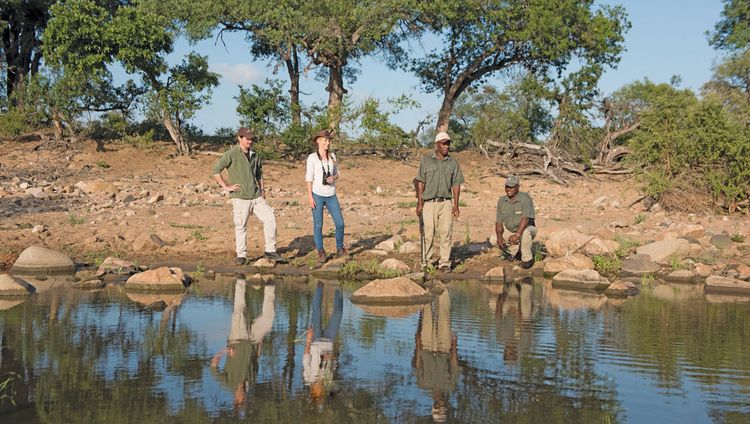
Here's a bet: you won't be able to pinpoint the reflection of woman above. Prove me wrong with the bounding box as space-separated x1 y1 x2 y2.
210 279 275 410
303 282 343 404
413 290 459 423
306 130 346 264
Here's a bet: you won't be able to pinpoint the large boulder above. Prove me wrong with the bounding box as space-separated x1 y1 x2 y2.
350 276 430 304
636 239 690 264
545 229 594 258
621 254 660 277
11 245 75 274
0 274 35 296
551 269 610 292
125 267 190 291
543 254 594 276
705 275 750 295
380 258 411 273
583 238 619 256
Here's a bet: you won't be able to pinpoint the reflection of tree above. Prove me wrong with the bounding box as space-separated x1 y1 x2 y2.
609 292 750 421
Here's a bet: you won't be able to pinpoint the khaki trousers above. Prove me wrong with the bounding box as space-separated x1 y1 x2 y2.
232 197 277 258
422 200 453 268
505 225 537 262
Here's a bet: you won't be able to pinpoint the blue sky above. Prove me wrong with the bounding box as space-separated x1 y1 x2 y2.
170 0 726 134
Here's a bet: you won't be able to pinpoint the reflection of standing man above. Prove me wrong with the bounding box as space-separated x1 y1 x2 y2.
304 282 344 405
494 281 533 363
413 290 460 422
210 279 275 410
415 132 465 273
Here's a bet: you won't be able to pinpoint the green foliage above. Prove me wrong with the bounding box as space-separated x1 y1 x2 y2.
731 233 746 243
613 235 640 258
190 230 207 241
347 96 413 149
0 108 34 137
236 79 290 136
68 214 85 225
669 257 684 271
0 372 21 406
96 161 110 169
338 260 401 279
633 214 646 225
709 0 750 52
592 254 621 279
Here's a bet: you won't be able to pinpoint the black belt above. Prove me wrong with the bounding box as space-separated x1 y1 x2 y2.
424 197 451 202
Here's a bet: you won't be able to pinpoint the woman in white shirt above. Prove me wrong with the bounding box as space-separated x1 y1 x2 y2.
306 130 346 264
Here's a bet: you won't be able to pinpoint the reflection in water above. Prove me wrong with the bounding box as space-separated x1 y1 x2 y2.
210 279 275 412
0 279 747 423
414 290 459 422
304 282 343 406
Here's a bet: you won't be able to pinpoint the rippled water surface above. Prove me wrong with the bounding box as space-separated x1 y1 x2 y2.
1 277 749 423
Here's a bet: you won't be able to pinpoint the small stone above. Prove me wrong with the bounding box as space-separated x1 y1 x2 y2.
125 267 190 291
96 257 138 276
592 196 608 207
544 254 594 275
31 224 46 234
132 234 165 252
147 194 165 204
19 182 29 190
364 249 389 256
552 269 610 292
709 234 733 250
621 254 660 276
253 258 276 268
694 263 714 278
398 241 419 254
583 238 619 256
380 258 410 273
375 235 403 252
611 221 629 228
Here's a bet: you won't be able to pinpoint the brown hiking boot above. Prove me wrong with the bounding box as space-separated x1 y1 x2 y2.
336 247 349 258
317 250 327 265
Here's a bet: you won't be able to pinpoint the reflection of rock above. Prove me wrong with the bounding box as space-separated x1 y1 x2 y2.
484 266 506 283
0 298 27 310
72 279 105 289
651 283 705 301
15 275 71 293
542 281 608 310
605 280 639 298
0 274 35 296
355 303 423 318
11 245 75 274
551 269 609 292
350 276 430 304
126 292 185 308
125 267 190 291
706 294 750 304
705 275 750 295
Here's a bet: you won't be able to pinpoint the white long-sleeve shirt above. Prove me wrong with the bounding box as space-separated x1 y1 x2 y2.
305 152 339 197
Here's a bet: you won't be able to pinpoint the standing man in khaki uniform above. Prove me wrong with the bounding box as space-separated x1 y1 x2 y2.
495 175 537 269
415 131 465 273
212 127 285 265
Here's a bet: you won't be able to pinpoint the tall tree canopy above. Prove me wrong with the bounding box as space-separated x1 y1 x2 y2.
709 0 750 52
410 0 629 132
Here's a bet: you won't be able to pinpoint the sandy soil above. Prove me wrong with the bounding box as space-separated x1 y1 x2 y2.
1 138 748 273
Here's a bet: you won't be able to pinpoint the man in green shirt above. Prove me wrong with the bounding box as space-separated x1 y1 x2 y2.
495 175 537 269
212 127 284 265
415 131 465 272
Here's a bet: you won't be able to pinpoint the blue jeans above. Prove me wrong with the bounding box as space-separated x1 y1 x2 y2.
312 283 343 341
312 193 345 251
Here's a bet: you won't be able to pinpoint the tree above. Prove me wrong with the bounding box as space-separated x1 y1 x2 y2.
409 0 629 132
162 0 308 126
235 78 290 137
43 0 218 154
0 0 51 108
709 0 750 52
702 50 750 128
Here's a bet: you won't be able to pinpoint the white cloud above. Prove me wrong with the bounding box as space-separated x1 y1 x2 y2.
211 63 262 85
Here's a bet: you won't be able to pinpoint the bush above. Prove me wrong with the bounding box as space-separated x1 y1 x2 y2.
281 123 314 159
0 108 31 137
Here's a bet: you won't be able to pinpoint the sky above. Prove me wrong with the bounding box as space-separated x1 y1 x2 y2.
165 0 727 135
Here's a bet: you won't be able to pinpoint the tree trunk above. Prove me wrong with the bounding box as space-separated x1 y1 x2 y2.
435 93 456 133
284 45 301 126
162 112 190 155
326 64 347 132
52 110 63 142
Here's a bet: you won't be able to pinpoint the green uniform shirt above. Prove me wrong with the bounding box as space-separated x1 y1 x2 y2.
496 192 535 232
211 146 263 200
416 153 465 200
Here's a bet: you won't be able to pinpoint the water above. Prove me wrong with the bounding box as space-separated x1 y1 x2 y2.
1 277 749 423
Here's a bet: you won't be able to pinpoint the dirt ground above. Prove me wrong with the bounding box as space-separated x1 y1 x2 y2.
1 138 748 274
